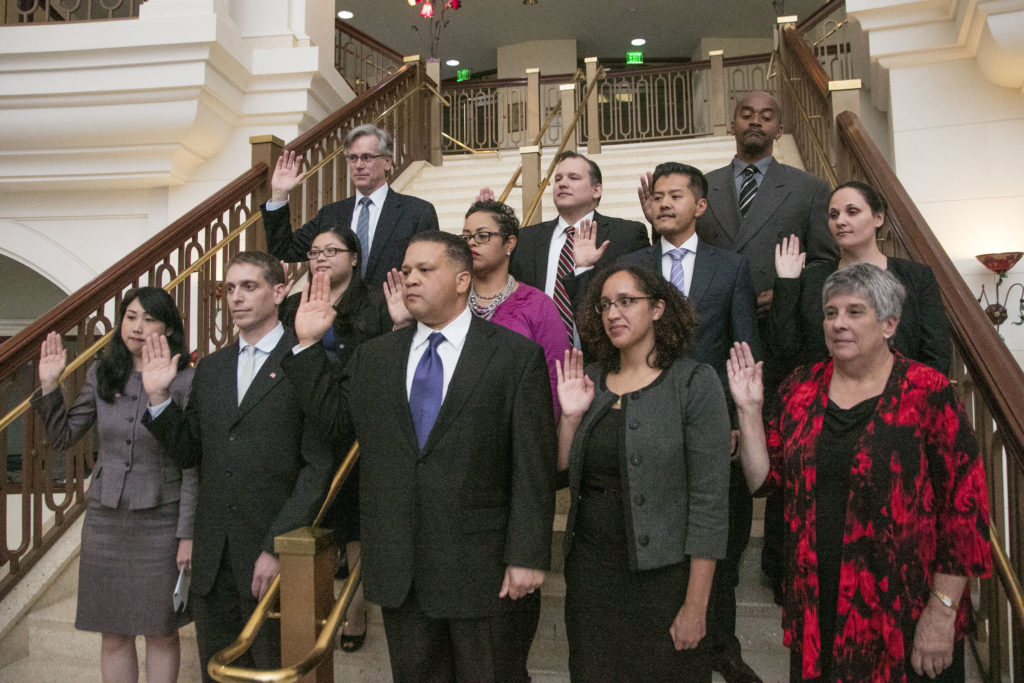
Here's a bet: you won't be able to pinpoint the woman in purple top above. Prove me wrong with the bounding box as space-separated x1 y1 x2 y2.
461 200 570 420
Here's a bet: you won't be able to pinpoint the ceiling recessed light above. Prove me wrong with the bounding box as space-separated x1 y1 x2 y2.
445 59 460 67
337 10 353 19
631 38 646 46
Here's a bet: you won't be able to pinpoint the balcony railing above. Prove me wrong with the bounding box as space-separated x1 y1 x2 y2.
334 19 405 95
1 0 142 24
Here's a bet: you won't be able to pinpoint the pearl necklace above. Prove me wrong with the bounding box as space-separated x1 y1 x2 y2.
469 275 515 321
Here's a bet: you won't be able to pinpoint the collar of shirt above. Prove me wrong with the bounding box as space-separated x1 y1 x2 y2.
354 183 390 208
732 155 773 186
554 210 596 235
659 233 699 295
407 306 473 400
239 322 284 356
660 232 699 256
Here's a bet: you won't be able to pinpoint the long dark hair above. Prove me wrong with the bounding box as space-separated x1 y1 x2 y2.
577 266 698 373
96 287 188 403
320 226 368 323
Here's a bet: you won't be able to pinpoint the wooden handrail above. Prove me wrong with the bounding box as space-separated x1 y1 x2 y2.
335 19 403 63
783 26 830 99
0 164 265 381
796 0 845 33
837 111 1024 471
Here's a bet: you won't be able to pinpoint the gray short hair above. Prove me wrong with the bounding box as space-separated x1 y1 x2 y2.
821 262 906 322
344 124 394 157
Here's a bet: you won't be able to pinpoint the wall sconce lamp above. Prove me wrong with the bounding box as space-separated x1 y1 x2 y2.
976 251 1024 328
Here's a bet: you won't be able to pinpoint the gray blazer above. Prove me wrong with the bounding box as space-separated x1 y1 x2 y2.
563 358 731 571
697 158 837 294
32 363 198 539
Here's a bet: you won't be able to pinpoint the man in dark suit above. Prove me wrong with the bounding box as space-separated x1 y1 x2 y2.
506 151 649 345
623 162 763 683
261 124 439 287
141 252 333 682
281 231 556 682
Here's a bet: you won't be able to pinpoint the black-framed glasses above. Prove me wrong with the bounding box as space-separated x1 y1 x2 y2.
460 231 504 245
345 153 388 164
307 247 351 259
595 296 654 314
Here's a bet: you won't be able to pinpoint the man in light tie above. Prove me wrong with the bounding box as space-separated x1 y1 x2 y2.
141 252 333 682
261 124 439 287
621 162 762 683
281 231 556 682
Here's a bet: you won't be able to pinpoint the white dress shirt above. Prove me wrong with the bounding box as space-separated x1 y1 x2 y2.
543 211 596 297
405 306 472 401
265 184 391 257
660 233 699 297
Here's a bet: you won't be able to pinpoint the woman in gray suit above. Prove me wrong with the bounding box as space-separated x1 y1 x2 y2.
33 287 197 683
555 266 731 682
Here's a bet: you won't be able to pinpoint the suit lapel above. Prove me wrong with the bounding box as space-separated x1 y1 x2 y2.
233 333 291 425
708 172 741 245
388 326 421 454
735 159 789 253
421 318 496 457
366 190 402 278
535 220 559 288
688 242 715 305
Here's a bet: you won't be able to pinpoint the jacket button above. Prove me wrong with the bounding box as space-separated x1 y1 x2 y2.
126 417 134 422
629 419 640 430
638 535 649 547
630 455 642 466
634 494 645 506
228 434 236 442
226 470 233 478
125 439 131 445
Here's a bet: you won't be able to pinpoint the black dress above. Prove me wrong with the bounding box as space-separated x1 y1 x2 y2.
564 399 711 683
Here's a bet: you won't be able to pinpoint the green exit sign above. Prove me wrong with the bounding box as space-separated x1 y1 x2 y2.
456 68 471 82
626 51 644 64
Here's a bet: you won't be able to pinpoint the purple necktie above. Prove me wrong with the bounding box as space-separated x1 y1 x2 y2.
409 332 445 451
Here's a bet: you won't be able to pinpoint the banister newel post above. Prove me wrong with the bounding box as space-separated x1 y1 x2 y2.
275 527 336 682
425 59 443 167
526 68 541 144
828 79 862 182
249 135 285 252
520 145 542 225
560 84 577 153
708 50 727 136
584 57 601 155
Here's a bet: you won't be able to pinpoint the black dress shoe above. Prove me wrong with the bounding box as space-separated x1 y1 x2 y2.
713 656 763 683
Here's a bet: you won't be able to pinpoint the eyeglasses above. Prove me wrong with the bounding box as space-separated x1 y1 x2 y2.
459 231 504 245
595 296 654 314
307 247 351 259
345 153 388 164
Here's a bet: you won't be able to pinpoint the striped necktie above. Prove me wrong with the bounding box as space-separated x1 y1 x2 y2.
738 165 758 217
356 196 372 276
553 226 575 345
668 247 688 295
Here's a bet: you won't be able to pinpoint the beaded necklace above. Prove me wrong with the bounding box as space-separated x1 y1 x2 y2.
469 274 516 321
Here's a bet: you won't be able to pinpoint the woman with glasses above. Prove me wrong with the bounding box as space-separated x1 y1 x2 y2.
279 226 391 652
555 265 730 681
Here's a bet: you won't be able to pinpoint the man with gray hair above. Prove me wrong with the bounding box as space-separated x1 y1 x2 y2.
261 124 439 287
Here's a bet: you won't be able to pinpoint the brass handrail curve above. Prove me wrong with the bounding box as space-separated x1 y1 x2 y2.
772 49 838 188
498 94 567 204
989 519 1024 628
521 70 604 226
442 133 502 160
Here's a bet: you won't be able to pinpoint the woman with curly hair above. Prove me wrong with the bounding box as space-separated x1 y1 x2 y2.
555 265 731 682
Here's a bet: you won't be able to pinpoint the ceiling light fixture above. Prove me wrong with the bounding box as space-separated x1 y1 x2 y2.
631 38 646 46
523 0 538 5
337 10 354 19
446 59 460 66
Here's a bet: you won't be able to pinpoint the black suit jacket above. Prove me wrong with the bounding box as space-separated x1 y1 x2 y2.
144 331 334 597
619 240 761 424
261 189 439 288
510 211 649 311
697 158 837 294
281 316 557 620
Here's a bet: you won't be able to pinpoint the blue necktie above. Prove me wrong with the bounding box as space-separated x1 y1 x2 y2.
356 196 372 276
668 247 688 295
409 332 445 451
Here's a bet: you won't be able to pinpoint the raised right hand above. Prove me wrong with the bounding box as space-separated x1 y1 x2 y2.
383 268 415 328
555 349 594 418
774 234 805 279
270 150 306 203
726 342 764 411
476 187 495 203
141 333 181 405
637 171 655 224
38 331 67 395
294 272 337 346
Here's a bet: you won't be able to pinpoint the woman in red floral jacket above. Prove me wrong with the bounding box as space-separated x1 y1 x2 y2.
727 263 991 682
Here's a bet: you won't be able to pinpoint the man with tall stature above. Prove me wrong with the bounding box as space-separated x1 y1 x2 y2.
505 151 649 344
141 252 333 682
282 232 556 682
261 124 439 287
624 162 762 683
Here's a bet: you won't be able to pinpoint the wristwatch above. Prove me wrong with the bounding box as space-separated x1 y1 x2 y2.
931 589 956 611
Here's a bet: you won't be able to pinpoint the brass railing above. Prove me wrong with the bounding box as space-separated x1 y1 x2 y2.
1 0 142 24
779 18 1024 680
797 0 856 82
0 60 432 601
334 19 404 94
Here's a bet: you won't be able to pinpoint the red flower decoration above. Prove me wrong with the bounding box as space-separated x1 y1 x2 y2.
419 1 433 17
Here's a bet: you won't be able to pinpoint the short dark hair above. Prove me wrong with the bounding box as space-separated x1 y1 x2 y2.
554 151 602 186
830 180 887 217
465 200 520 240
577 266 698 373
651 162 708 200
409 231 473 273
226 251 286 286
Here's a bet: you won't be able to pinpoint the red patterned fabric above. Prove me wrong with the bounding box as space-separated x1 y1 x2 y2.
761 353 991 681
